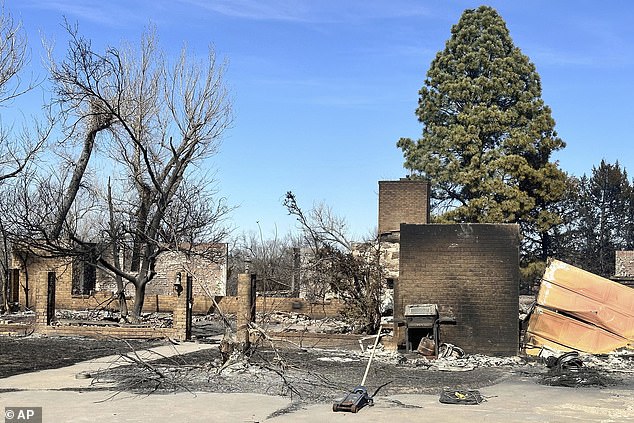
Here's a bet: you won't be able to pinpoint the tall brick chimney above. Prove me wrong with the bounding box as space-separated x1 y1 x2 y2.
378 179 431 238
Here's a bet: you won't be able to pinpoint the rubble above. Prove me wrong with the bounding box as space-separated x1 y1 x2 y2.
50 309 174 327
0 310 34 324
258 311 353 334
537 350 613 388
406 353 525 372
518 295 535 321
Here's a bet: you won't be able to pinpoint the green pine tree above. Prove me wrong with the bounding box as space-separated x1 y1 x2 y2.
574 161 631 277
398 6 567 264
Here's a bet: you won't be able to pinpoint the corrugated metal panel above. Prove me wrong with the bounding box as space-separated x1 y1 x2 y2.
542 259 634 316
537 280 634 340
526 306 630 354
523 332 575 356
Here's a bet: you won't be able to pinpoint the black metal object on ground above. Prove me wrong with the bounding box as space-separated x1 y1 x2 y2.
404 304 456 355
332 386 374 413
332 330 382 413
439 388 484 405
540 351 614 388
544 351 583 371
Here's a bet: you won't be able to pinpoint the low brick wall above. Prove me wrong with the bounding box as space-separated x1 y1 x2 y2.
264 332 367 349
26 277 192 340
39 324 176 339
0 322 175 339
57 291 116 310
0 323 33 336
215 296 345 318
54 292 214 315
141 294 178 313
20 284 347 319
2 290 346 341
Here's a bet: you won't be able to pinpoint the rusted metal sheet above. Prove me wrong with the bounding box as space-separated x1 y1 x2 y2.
525 259 634 354
526 306 631 354
537 280 634 340
523 332 574 356
542 259 634 316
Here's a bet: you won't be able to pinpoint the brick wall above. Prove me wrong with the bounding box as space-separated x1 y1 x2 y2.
615 251 634 277
378 179 430 236
12 254 73 312
96 245 228 298
145 246 227 297
39 325 178 339
397 223 519 356
13 245 227 314
215 296 345 319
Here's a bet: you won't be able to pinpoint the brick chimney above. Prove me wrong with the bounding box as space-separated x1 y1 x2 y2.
378 179 430 238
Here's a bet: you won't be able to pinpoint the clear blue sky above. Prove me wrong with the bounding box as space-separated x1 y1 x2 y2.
9 1 634 240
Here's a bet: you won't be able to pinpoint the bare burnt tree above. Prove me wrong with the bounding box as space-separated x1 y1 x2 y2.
283 192 383 333
0 5 48 312
228 230 297 296
8 24 232 320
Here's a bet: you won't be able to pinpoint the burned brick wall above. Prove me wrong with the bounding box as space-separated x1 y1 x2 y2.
12 244 227 314
146 246 227 297
12 254 72 312
378 179 430 236
615 250 634 278
94 245 227 297
613 251 634 287
397 223 519 356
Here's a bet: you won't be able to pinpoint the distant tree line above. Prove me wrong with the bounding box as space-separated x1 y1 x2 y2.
550 160 634 281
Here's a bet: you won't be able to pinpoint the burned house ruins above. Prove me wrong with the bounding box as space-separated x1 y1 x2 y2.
378 179 520 356
7 244 227 316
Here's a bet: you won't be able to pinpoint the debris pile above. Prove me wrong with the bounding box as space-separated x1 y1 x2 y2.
575 350 634 373
537 350 617 388
259 311 352 334
53 309 173 327
406 352 525 372
0 310 35 324
518 295 535 321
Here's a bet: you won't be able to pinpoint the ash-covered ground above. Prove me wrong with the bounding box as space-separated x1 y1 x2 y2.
1 311 633 406
91 341 633 403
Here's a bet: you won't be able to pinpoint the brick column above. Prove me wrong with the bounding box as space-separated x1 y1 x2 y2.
236 273 255 351
172 273 189 341
34 272 47 326
378 179 431 237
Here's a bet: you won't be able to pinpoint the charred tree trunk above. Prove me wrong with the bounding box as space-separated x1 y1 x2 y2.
131 279 146 322
50 107 111 241
130 190 150 271
107 180 128 319
0 219 8 313
130 245 158 321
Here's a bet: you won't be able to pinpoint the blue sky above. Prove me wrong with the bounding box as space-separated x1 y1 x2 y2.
8 1 634 240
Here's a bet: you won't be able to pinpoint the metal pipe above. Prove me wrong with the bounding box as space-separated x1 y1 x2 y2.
360 330 382 386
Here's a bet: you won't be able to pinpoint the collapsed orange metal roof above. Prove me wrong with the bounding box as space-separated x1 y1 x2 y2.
525 259 634 355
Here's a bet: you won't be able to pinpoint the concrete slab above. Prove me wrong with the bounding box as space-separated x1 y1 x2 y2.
1 337 633 422
0 390 290 423
0 341 214 390
1 377 633 422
